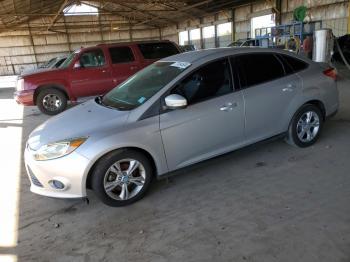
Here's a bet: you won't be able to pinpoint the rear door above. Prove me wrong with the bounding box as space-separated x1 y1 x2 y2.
108 45 141 86
233 53 302 142
160 58 245 171
70 48 113 98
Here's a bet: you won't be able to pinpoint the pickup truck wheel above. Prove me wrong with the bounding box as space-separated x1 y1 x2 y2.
37 88 67 115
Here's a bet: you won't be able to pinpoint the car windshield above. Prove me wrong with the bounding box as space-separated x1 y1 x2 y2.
59 51 77 68
40 58 55 68
46 58 59 68
229 41 243 47
101 61 191 110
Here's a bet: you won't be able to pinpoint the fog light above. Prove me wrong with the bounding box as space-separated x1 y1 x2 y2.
49 180 65 190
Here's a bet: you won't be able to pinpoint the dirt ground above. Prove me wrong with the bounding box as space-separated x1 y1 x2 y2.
0 67 349 262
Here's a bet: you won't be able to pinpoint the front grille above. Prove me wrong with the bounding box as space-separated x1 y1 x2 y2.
27 166 43 187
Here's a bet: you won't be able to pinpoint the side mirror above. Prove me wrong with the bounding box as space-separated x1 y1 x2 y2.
73 61 81 69
165 94 187 110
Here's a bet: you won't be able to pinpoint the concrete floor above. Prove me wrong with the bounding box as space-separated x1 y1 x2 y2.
0 68 349 262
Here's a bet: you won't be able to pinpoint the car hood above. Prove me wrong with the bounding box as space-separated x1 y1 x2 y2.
21 68 52 76
21 67 67 79
28 99 130 150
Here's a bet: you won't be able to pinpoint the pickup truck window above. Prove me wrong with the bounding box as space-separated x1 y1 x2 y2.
109 47 135 64
80 49 105 68
138 43 179 60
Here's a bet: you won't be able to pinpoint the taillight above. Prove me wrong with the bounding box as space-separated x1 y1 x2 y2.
323 68 337 80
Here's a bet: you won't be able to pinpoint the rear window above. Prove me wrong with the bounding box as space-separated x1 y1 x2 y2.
279 54 308 74
109 47 135 64
138 42 179 60
235 53 285 88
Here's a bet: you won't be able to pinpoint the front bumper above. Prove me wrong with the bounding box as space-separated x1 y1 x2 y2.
24 146 91 198
14 89 35 106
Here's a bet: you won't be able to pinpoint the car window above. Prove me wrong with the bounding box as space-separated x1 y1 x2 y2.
109 46 135 64
235 53 285 88
102 61 190 110
171 58 233 105
138 42 179 60
278 54 308 74
80 49 105 68
54 58 66 68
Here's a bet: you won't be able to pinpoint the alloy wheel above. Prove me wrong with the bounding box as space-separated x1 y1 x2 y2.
103 159 146 201
296 111 320 142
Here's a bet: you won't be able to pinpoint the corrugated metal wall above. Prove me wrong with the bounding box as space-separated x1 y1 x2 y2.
0 14 162 75
172 0 349 48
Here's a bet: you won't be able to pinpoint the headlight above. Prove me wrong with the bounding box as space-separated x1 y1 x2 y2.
16 78 24 91
33 137 87 161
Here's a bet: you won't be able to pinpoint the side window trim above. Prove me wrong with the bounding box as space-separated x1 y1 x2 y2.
273 54 288 75
79 48 106 68
229 56 243 91
160 57 234 111
234 52 287 89
278 54 309 74
108 46 136 64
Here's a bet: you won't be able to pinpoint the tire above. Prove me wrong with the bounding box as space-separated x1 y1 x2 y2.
37 88 67 115
285 104 323 148
91 149 153 207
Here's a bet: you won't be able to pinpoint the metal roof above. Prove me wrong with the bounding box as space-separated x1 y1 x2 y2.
0 0 255 32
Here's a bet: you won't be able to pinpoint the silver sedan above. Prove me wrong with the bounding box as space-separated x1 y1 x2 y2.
25 48 339 206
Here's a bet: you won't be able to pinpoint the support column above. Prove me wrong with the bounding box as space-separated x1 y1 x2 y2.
231 9 235 42
200 18 204 49
275 0 282 25
159 27 162 40
214 14 219 47
129 24 133 41
63 16 72 52
98 13 104 42
27 22 38 67
348 1 350 33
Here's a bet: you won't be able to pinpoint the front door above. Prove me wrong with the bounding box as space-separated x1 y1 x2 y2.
160 58 245 171
70 48 113 98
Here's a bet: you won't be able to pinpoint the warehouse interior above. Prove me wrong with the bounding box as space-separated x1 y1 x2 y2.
0 0 350 261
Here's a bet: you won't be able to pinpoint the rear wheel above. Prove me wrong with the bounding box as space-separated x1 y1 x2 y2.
37 88 67 115
91 150 153 207
285 104 323 147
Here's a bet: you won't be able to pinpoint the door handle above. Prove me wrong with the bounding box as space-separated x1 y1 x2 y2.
220 102 237 111
220 106 230 111
283 83 296 92
130 66 138 70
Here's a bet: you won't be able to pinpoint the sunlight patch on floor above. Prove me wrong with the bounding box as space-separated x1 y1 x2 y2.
0 97 23 257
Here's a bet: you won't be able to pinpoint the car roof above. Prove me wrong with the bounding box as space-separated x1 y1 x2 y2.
96 40 173 48
160 47 309 64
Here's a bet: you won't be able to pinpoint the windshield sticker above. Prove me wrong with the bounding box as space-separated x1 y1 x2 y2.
138 97 146 104
170 61 191 69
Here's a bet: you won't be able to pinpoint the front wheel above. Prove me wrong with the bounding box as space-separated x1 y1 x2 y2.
91 150 153 207
37 88 67 115
285 104 323 147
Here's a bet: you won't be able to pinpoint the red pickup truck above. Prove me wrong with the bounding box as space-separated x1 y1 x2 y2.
14 40 180 115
